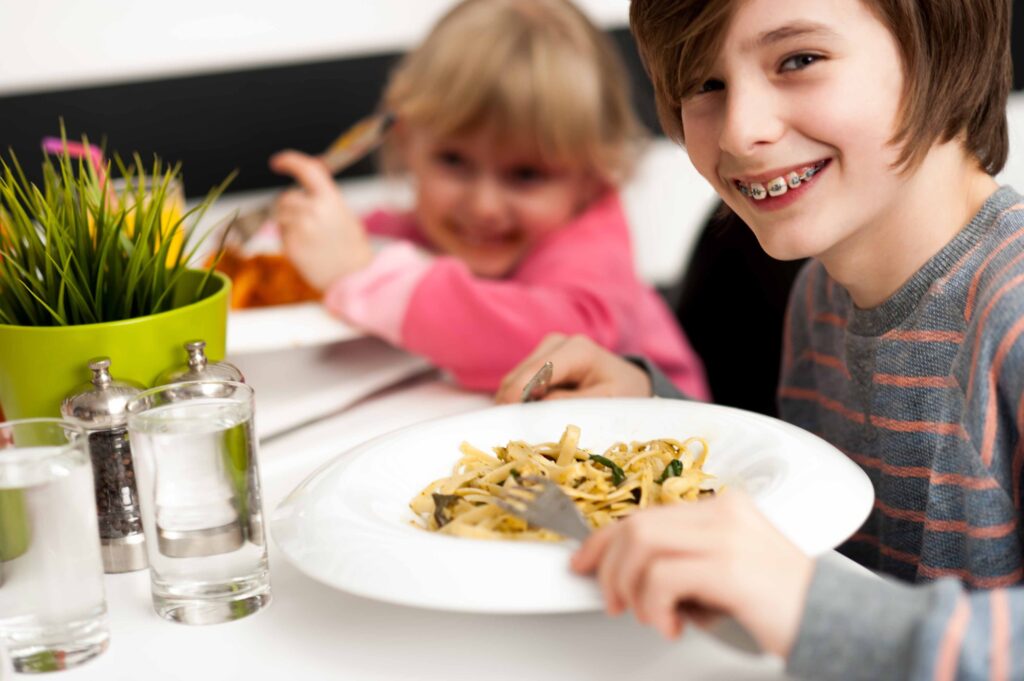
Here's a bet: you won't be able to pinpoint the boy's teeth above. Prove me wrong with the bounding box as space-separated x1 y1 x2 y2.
738 160 826 198
767 177 787 197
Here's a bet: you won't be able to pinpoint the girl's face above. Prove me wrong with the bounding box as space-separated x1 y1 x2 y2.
680 0 907 265
401 128 601 278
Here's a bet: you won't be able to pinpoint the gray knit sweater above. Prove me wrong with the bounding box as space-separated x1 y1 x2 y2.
648 186 1024 679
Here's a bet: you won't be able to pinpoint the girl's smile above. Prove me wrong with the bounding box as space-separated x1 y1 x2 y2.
401 128 601 278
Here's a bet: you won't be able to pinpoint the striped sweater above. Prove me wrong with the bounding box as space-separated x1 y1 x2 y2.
779 185 1024 679
642 185 1024 678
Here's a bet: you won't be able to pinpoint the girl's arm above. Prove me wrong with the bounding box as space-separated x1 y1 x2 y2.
325 248 629 391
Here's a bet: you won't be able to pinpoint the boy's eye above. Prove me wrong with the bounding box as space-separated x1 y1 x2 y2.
780 53 821 72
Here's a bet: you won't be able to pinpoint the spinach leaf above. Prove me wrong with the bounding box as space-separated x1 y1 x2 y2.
656 459 683 484
590 454 626 486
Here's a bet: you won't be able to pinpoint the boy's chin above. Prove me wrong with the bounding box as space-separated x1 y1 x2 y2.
750 229 823 263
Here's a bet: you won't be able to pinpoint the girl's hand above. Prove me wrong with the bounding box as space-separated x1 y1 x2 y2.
269 150 374 290
571 491 814 658
495 334 652 403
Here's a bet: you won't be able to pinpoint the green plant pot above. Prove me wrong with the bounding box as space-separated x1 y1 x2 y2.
0 489 29 562
0 270 230 420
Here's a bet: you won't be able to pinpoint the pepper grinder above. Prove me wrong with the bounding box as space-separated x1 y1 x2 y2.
62 358 148 573
154 340 244 385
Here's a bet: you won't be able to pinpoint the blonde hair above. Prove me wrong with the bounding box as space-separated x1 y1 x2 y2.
381 0 643 184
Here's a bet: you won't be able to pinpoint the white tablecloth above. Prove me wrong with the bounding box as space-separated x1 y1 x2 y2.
38 341 845 681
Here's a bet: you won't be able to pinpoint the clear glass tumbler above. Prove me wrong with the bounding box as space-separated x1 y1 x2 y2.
0 418 109 672
127 381 270 624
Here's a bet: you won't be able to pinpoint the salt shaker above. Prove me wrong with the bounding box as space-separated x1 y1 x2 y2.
61 357 148 572
153 340 244 385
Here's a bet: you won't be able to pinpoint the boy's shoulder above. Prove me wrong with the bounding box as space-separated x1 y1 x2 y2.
962 186 1024 317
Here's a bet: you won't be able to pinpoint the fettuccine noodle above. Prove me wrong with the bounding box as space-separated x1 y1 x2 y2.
410 425 718 540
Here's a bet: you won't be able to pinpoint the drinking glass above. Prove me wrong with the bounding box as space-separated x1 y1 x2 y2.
0 418 109 672
127 381 270 624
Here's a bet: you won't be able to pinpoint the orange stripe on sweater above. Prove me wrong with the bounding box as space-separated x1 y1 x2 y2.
846 452 998 490
780 387 966 435
805 351 850 378
990 589 1010 681
874 374 957 389
934 597 971 681
778 386 865 423
966 272 1024 400
814 312 846 328
964 222 1024 321
849 532 921 565
1015 390 1024 510
874 500 1017 538
981 315 1024 465
919 564 1024 588
882 330 965 343
949 203 1024 284
869 415 967 437
848 534 1024 586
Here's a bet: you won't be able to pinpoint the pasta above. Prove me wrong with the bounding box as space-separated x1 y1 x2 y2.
410 425 718 540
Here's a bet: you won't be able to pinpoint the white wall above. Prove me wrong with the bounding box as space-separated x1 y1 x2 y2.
0 0 629 96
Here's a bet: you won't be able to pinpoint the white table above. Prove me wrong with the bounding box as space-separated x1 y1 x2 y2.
37 340 850 681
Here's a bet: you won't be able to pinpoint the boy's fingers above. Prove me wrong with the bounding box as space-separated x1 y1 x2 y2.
596 531 630 616
570 524 614 575
638 557 723 638
269 150 335 196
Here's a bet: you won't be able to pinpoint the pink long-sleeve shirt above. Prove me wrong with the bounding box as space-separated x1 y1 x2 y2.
323 192 709 397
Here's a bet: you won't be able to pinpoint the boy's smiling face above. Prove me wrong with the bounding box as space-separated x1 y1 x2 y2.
680 0 908 264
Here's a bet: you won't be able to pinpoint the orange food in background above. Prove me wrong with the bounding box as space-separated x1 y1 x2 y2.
213 250 322 309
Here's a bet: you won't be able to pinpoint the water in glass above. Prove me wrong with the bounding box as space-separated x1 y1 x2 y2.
0 438 109 672
130 393 270 624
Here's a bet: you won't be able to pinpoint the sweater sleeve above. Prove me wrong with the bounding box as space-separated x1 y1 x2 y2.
787 557 1024 680
322 242 435 345
398 257 626 390
624 356 688 400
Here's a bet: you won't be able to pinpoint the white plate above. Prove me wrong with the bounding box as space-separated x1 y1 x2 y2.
227 303 363 355
271 398 873 614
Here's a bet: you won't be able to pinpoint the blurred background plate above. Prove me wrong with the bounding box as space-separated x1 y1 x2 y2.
228 303 363 356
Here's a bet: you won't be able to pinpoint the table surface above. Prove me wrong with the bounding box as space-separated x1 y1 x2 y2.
15 340 864 681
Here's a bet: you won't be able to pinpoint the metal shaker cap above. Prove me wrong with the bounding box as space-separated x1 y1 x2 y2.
154 340 245 385
61 358 145 429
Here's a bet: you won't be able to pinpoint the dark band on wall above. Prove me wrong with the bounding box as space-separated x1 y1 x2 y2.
0 29 658 198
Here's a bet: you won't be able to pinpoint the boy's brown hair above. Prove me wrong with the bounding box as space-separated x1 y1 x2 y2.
629 0 1013 174
381 0 644 184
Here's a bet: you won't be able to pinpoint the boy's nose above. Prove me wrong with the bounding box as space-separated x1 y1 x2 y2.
718 85 786 158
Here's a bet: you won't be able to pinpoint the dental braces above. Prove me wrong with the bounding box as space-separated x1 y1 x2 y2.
737 161 826 198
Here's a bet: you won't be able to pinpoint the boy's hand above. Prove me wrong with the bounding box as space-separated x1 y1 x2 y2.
495 334 652 403
269 150 374 290
571 491 813 658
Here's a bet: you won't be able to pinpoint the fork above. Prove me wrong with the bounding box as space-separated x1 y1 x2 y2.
224 111 395 246
494 475 592 541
